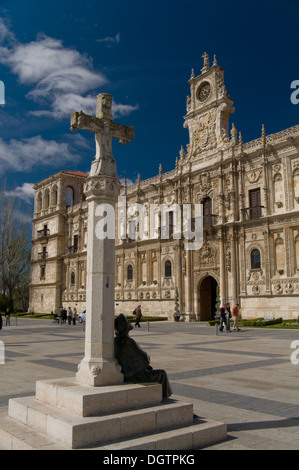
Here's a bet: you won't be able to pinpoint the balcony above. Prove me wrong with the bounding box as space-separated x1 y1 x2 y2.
38 251 48 260
37 228 50 238
203 214 218 228
68 245 78 254
241 205 264 221
191 215 217 230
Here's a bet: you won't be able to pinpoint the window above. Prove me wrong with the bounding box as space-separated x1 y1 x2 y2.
202 197 213 227
44 190 50 209
168 211 174 236
74 235 79 253
66 186 74 207
71 272 75 285
165 260 172 277
249 189 261 219
251 249 261 269
127 264 133 281
40 265 46 280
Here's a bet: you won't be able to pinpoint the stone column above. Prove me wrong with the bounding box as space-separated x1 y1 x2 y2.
230 229 238 305
76 176 124 386
219 229 226 306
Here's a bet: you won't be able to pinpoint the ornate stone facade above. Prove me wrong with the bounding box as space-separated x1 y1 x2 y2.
29 55 299 320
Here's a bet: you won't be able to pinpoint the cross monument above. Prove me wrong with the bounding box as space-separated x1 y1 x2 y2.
71 93 134 386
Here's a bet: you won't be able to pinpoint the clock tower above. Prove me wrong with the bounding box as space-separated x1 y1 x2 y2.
184 53 235 158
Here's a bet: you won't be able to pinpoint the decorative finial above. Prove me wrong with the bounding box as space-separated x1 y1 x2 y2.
201 52 210 73
159 163 162 175
239 131 243 151
179 145 186 160
190 68 195 79
231 123 238 143
261 124 266 148
213 54 218 66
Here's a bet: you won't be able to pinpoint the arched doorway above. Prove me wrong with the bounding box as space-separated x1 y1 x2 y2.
198 276 218 321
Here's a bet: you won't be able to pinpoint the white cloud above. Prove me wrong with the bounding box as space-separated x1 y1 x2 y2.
0 135 80 173
5 182 35 204
0 34 107 99
0 17 16 44
119 177 135 186
113 101 139 118
0 30 139 120
96 33 120 45
29 93 97 119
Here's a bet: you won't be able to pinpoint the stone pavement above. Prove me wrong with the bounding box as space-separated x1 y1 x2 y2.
0 318 299 450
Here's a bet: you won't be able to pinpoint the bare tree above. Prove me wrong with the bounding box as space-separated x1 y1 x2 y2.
0 181 31 311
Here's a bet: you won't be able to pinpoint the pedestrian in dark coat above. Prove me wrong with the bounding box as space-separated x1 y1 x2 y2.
219 306 227 332
133 305 142 328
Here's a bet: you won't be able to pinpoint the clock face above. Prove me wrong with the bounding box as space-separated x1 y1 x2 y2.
197 82 211 102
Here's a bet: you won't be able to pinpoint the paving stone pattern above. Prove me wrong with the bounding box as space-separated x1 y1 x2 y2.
0 319 299 450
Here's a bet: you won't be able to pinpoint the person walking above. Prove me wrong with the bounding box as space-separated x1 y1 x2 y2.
133 305 142 328
72 307 77 325
232 303 241 331
219 306 227 332
67 307 72 325
59 306 63 324
225 303 231 332
5 308 10 326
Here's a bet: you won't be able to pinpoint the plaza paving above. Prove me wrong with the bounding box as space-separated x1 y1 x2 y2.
0 317 299 450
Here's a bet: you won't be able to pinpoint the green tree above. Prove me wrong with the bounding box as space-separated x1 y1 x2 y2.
0 181 31 311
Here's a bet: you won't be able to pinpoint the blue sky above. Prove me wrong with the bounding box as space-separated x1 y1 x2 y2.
0 0 298 215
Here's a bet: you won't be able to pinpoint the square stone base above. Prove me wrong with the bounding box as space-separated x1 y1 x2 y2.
0 378 227 450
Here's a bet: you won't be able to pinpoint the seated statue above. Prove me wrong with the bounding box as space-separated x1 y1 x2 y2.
114 314 172 400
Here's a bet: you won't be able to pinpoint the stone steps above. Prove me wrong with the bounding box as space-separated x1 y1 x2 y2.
0 408 226 451
0 378 227 450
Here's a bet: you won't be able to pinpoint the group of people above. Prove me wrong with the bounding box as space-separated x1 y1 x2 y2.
56 306 78 325
219 303 241 332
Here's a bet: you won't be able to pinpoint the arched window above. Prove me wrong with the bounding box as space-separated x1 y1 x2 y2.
44 190 50 209
36 192 43 212
51 186 58 206
127 264 133 281
251 249 261 269
71 271 75 285
165 260 172 277
66 186 74 207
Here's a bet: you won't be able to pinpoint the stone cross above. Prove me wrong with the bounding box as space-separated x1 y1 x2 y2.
70 93 134 386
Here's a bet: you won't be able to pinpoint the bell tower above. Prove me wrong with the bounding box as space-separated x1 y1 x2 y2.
184 53 235 158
